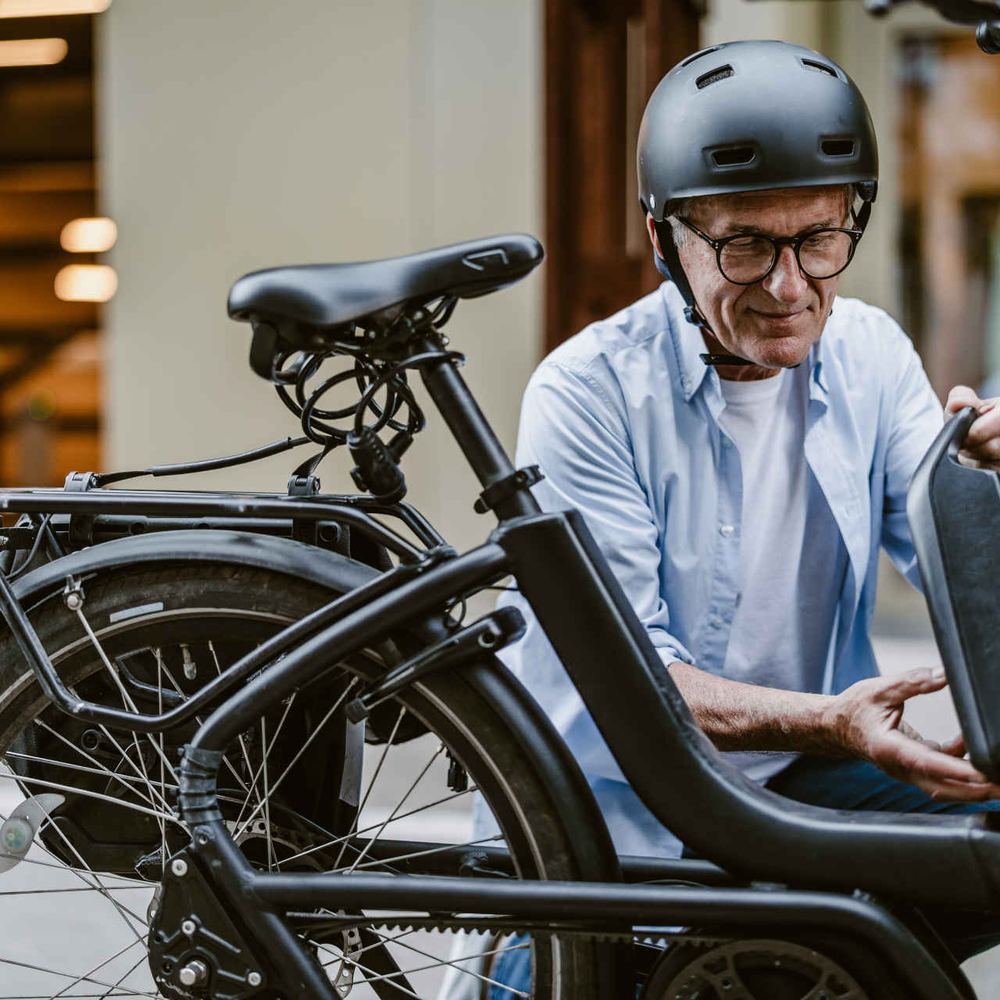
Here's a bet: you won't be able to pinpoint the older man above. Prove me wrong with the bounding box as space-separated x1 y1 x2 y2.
478 40 1000 995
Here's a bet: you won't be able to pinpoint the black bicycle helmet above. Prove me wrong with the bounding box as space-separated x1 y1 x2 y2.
637 39 878 354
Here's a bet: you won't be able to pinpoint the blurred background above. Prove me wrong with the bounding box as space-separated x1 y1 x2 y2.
0 0 997 989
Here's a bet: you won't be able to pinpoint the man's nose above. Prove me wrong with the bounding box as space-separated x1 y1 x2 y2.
761 245 808 301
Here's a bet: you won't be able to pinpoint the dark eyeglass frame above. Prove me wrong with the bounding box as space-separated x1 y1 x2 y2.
675 216 864 285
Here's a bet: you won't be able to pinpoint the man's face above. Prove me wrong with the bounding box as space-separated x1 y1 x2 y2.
651 186 849 372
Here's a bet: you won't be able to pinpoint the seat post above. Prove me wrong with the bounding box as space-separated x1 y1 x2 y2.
416 341 540 521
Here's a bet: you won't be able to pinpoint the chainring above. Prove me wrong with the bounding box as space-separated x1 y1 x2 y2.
640 936 869 1000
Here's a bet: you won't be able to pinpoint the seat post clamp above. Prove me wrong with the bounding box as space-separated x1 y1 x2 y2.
474 465 543 515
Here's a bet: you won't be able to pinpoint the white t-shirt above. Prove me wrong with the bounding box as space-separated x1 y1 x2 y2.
717 365 849 783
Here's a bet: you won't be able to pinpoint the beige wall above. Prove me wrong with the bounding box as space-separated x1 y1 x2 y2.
98 0 542 551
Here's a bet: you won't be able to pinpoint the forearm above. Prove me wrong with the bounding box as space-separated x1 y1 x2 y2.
667 661 844 754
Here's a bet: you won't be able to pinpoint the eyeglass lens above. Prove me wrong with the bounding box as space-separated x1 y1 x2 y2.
719 230 854 283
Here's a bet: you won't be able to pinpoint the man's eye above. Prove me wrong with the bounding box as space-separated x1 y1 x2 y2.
725 236 769 254
803 233 837 248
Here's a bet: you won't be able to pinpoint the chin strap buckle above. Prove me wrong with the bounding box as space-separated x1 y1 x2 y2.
683 305 707 327
474 465 544 515
700 352 756 367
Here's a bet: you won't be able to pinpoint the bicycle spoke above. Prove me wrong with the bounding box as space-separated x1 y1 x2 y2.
279 784 479 868
73 608 179 805
5 746 178 805
197 644 256 797
232 676 359 842
154 649 167 871
361 927 530 996
346 743 445 873
314 949 422 999
0 766 181 828
31 815 151 943
0 797 154 943
351 832 504 871
261 716 275 871
0 958 158 1000
50 938 147 1000
330 704 407 871
29 719 163 811
232 690 298 831
94 951 151 1000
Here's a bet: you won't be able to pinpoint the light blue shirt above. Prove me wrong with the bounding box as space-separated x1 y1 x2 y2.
497 282 944 858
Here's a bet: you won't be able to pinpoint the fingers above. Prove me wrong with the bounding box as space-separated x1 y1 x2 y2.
866 667 948 704
897 719 939 750
911 774 1000 804
940 733 966 758
946 384 982 414
876 729 994 786
947 385 1000 463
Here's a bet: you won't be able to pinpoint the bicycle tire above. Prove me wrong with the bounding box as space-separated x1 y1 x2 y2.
0 558 603 1000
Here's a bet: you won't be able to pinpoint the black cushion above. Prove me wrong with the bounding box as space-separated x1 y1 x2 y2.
228 234 543 331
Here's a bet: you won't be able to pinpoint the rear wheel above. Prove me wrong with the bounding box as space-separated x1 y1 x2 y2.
0 561 602 999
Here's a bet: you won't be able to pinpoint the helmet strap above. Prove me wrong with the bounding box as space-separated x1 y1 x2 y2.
652 219 709 329
652 219 756 368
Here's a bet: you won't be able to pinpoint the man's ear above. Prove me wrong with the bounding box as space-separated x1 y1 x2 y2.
646 213 662 257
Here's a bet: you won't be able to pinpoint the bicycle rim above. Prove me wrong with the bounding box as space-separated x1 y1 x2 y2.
0 562 600 1000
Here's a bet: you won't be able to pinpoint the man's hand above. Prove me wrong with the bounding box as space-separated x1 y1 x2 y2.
822 667 1000 801
946 386 1000 469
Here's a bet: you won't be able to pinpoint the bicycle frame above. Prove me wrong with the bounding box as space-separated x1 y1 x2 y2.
0 337 990 999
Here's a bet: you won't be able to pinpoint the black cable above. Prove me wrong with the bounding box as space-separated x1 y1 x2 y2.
96 436 311 487
353 351 464 435
8 515 53 582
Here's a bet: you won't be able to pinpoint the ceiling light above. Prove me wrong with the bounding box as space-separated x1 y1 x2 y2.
0 1 111 17
0 36 66 66
54 264 117 302
60 217 117 253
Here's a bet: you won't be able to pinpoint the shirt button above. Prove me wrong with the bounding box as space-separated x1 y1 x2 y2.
719 524 735 537
711 615 724 629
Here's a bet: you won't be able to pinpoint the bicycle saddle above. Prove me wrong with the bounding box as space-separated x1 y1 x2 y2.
227 234 543 340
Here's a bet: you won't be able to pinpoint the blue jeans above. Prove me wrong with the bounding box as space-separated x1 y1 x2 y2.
487 756 1000 998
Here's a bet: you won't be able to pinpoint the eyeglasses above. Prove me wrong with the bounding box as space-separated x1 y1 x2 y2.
676 217 863 285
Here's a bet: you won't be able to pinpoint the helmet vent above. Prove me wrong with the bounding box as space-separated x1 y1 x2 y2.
821 138 856 157
696 65 734 89
682 46 720 68
711 146 755 167
802 58 838 78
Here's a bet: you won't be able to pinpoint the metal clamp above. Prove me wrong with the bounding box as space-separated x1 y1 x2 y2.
64 471 98 548
474 466 543 515
346 607 525 722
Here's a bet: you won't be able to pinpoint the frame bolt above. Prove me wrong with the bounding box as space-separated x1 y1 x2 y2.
247 970 263 987
170 858 188 877
196 832 210 846
178 959 208 987
180 918 196 937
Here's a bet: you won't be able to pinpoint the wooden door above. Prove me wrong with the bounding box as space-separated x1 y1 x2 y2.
544 0 701 352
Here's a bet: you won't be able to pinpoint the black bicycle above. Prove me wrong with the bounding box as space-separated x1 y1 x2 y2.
0 233 995 1000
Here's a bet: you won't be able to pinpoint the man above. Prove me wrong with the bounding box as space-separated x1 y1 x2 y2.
478 38 1000 997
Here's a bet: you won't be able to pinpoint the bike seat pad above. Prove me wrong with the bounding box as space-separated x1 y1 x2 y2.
227 234 543 336
908 407 1000 780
